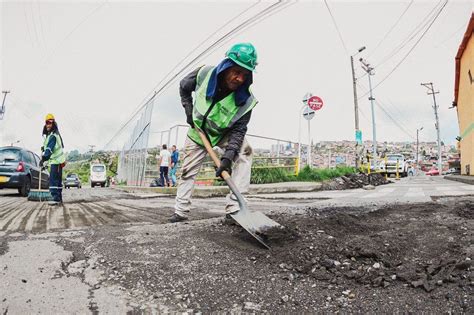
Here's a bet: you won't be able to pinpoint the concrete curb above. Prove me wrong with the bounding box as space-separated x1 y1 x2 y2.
444 175 474 185
114 182 323 198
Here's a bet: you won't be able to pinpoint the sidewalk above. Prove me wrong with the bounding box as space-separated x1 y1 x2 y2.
115 181 322 198
444 175 474 185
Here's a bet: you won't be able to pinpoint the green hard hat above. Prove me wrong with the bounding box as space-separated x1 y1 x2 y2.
226 43 258 71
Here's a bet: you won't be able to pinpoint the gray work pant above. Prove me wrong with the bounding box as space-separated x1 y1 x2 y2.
174 136 252 217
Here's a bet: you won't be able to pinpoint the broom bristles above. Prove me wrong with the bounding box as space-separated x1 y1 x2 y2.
28 190 53 202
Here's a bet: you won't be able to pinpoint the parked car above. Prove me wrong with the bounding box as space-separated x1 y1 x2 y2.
90 163 107 187
426 168 440 176
442 168 461 175
64 173 81 189
0 146 49 196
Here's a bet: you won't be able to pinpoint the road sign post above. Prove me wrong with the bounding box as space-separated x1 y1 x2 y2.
302 106 315 168
307 96 324 111
299 94 324 169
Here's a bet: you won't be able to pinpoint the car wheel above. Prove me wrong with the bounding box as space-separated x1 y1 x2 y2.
19 176 31 197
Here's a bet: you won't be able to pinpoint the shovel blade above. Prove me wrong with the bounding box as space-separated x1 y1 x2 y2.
230 209 280 249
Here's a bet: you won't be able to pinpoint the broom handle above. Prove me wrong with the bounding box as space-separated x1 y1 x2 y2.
38 165 42 190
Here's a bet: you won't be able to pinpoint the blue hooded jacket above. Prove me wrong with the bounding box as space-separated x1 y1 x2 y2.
206 58 253 106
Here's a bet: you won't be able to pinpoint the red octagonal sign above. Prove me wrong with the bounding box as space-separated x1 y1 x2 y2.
307 96 324 111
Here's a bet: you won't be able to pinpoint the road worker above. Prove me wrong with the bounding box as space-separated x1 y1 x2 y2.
170 43 258 222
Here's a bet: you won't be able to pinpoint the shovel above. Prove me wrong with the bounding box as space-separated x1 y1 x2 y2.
196 129 281 249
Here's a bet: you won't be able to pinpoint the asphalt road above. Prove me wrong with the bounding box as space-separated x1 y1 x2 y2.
0 176 472 313
0 176 473 234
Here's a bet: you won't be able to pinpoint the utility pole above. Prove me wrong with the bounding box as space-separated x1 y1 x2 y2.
350 46 366 168
1 91 10 120
360 58 377 160
421 83 442 171
89 145 96 154
416 127 423 167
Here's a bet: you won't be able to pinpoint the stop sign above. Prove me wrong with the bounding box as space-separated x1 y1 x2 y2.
307 96 323 111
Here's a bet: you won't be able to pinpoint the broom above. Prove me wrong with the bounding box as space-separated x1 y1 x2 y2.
28 164 53 201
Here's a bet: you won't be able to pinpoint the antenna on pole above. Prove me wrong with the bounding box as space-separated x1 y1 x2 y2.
0 91 10 120
421 82 442 172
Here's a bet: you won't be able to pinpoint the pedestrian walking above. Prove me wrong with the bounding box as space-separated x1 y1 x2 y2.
40 113 66 206
158 144 171 187
170 42 258 223
169 145 179 187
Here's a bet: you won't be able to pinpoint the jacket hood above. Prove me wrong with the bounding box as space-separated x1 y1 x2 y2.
206 58 253 106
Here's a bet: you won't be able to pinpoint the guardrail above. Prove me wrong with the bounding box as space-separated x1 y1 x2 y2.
144 156 299 186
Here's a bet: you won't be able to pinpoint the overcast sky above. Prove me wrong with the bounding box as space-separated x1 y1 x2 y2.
1 0 473 154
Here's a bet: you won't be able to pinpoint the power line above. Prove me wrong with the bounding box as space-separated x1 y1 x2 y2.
367 0 414 59
358 0 448 100
149 1 262 90
35 0 48 57
356 82 415 141
31 1 108 85
117 0 264 133
374 99 416 140
323 0 349 55
22 3 34 49
28 2 41 50
374 0 444 69
103 1 294 150
434 19 470 46
358 80 415 128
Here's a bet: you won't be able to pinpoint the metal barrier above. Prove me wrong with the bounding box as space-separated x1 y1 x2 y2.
116 98 154 186
121 121 302 187
144 153 299 187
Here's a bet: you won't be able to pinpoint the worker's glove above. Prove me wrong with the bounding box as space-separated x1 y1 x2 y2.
39 157 45 167
40 146 44 152
216 158 232 178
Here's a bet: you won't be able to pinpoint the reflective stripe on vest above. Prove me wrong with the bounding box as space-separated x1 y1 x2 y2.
43 133 65 164
187 66 258 146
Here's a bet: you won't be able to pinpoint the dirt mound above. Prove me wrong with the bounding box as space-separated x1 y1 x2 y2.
452 200 474 219
77 197 473 313
261 202 472 293
322 173 389 190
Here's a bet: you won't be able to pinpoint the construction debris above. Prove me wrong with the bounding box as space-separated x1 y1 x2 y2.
322 173 390 190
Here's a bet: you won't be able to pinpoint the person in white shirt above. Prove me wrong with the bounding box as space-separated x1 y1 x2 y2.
158 144 171 187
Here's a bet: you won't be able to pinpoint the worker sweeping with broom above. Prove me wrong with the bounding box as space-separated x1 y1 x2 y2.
39 113 66 206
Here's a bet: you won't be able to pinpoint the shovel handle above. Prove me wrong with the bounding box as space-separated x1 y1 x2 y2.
196 129 231 181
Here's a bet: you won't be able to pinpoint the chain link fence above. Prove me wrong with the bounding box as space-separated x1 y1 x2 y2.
116 99 154 186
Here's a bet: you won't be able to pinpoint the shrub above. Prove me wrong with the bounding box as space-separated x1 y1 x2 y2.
250 167 295 184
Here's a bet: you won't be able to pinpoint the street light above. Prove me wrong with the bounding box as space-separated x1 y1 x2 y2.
416 127 424 166
350 46 366 168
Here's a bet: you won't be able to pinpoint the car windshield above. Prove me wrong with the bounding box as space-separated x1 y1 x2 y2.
0 148 21 161
92 165 105 172
387 156 402 161
67 174 77 179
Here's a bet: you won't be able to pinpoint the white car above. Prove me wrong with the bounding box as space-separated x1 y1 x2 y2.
90 164 107 187
381 154 408 177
